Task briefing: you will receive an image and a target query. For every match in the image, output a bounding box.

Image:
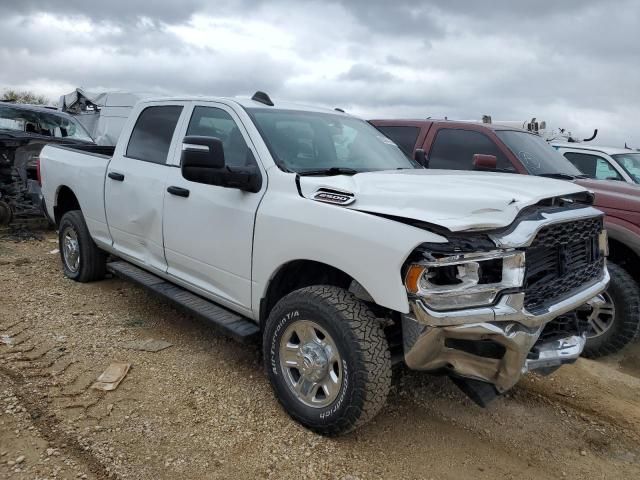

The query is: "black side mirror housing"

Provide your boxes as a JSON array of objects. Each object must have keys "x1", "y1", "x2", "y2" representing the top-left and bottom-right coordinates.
[
  {"x1": 181, "y1": 135, "x2": 225, "y2": 173},
  {"x1": 181, "y1": 136, "x2": 261, "y2": 193},
  {"x1": 414, "y1": 148, "x2": 429, "y2": 168}
]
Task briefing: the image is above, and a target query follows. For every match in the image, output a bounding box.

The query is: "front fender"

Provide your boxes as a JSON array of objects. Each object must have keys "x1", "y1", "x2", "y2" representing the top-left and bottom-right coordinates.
[{"x1": 252, "y1": 175, "x2": 447, "y2": 316}]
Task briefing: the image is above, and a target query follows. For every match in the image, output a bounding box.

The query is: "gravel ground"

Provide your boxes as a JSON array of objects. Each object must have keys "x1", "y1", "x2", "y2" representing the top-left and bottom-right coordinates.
[{"x1": 1, "y1": 232, "x2": 640, "y2": 479}]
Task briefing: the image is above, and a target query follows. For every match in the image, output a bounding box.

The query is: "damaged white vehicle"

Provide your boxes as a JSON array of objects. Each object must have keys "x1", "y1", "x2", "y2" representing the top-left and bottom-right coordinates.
[{"x1": 40, "y1": 92, "x2": 609, "y2": 435}]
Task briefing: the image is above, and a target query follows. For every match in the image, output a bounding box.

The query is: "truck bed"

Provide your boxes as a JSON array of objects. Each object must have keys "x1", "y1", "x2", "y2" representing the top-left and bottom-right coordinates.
[{"x1": 40, "y1": 143, "x2": 113, "y2": 247}]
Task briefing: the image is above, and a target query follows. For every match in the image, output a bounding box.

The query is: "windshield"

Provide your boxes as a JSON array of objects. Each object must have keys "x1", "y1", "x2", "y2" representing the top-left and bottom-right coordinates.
[
  {"x1": 0, "y1": 105, "x2": 93, "y2": 142},
  {"x1": 246, "y1": 109, "x2": 417, "y2": 174},
  {"x1": 496, "y1": 130, "x2": 583, "y2": 177},
  {"x1": 612, "y1": 153, "x2": 640, "y2": 183}
]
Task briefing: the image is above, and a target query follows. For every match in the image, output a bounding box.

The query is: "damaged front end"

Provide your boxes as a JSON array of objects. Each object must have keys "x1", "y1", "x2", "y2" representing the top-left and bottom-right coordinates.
[{"x1": 401, "y1": 204, "x2": 609, "y2": 405}]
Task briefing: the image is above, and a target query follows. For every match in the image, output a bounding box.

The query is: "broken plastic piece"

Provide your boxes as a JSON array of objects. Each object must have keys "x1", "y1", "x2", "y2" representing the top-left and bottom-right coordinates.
[
  {"x1": 91, "y1": 362, "x2": 130, "y2": 391},
  {"x1": 123, "y1": 338, "x2": 172, "y2": 352}
]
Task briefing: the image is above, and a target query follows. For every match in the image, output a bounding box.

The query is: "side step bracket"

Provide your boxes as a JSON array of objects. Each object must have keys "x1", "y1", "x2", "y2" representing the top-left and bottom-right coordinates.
[{"x1": 106, "y1": 261, "x2": 259, "y2": 343}]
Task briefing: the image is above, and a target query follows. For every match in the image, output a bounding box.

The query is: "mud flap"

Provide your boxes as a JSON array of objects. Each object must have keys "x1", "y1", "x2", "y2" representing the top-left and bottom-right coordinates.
[{"x1": 450, "y1": 376, "x2": 500, "y2": 407}]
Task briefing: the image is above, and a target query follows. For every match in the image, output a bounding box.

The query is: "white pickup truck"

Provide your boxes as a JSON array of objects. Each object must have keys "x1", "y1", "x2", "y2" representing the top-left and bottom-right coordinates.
[{"x1": 40, "y1": 92, "x2": 609, "y2": 435}]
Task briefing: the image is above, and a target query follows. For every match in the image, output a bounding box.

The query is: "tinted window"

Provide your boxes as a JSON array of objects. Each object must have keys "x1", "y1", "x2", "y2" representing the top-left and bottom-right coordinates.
[
  {"x1": 187, "y1": 106, "x2": 254, "y2": 167},
  {"x1": 429, "y1": 128, "x2": 514, "y2": 171},
  {"x1": 126, "y1": 105, "x2": 183, "y2": 164},
  {"x1": 563, "y1": 152, "x2": 623, "y2": 180},
  {"x1": 375, "y1": 125, "x2": 419, "y2": 157},
  {"x1": 0, "y1": 105, "x2": 93, "y2": 142}
]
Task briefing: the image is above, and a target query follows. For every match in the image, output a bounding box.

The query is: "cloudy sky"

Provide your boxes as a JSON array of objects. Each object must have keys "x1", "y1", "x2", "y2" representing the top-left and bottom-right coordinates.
[{"x1": 1, "y1": 0, "x2": 638, "y2": 146}]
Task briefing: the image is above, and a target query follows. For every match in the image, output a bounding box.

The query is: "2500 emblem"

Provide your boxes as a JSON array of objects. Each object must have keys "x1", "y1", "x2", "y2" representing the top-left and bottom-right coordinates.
[{"x1": 313, "y1": 191, "x2": 355, "y2": 205}]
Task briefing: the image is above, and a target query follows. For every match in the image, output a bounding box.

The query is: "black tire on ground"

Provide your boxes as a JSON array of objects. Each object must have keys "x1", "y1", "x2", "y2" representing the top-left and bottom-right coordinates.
[
  {"x1": 58, "y1": 210, "x2": 106, "y2": 282},
  {"x1": 263, "y1": 285, "x2": 392, "y2": 436},
  {"x1": 583, "y1": 262, "x2": 640, "y2": 358}
]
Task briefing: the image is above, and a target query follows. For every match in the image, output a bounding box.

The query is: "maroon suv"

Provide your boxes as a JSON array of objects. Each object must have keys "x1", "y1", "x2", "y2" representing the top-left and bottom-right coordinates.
[{"x1": 370, "y1": 118, "x2": 640, "y2": 357}]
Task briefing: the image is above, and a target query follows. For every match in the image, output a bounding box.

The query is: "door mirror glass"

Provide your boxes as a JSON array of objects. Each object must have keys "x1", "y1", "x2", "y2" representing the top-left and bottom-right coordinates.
[{"x1": 472, "y1": 154, "x2": 497, "y2": 170}]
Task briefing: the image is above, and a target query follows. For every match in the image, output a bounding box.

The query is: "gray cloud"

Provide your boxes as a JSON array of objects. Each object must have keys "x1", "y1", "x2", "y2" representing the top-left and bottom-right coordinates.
[{"x1": 0, "y1": 0, "x2": 638, "y2": 147}]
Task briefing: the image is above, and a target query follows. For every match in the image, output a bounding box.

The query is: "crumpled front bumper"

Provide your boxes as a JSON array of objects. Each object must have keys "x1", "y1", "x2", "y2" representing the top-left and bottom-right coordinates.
[{"x1": 402, "y1": 265, "x2": 609, "y2": 393}]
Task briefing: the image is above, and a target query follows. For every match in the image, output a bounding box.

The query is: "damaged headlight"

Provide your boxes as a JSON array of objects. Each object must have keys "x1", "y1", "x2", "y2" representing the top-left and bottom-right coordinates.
[{"x1": 404, "y1": 251, "x2": 525, "y2": 310}]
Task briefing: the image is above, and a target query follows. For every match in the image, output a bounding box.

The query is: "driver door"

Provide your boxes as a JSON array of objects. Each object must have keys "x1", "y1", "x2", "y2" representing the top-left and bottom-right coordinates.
[{"x1": 162, "y1": 102, "x2": 266, "y2": 313}]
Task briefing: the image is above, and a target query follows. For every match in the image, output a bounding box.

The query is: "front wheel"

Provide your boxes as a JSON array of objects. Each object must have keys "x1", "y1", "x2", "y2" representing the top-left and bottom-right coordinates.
[
  {"x1": 58, "y1": 210, "x2": 106, "y2": 282},
  {"x1": 583, "y1": 262, "x2": 640, "y2": 358},
  {"x1": 263, "y1": 286, "x2": 392, "y2": 435}
]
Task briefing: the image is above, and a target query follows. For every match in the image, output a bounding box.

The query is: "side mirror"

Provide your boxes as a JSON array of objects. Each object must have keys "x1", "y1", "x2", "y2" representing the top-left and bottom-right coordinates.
[
  {"x1": 472, "y1": 154, "x2": 497, "y2": 171},
  {"x1": 181, "y1": 135, "x2": 262, "y2": 193},
  {"x1": 414, "y1": 148, "x2": 429, "y2": 168},
  {"x1": 181, "y1": 136, "x2": 225, "y2": 178}
]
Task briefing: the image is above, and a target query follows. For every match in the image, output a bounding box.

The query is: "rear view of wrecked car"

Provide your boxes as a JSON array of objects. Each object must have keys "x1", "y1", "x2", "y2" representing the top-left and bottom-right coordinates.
[{"x1": 0, "y1": 102, "x2": 94, "y2": 224}]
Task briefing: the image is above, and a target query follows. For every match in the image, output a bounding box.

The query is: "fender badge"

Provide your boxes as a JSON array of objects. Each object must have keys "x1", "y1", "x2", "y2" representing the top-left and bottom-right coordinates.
[{"x1": 313, "y1": 189, "x2": 355, "y2": 205}]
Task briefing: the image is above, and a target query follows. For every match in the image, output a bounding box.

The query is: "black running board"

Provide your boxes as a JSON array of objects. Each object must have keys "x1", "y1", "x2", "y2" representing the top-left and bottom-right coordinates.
[{"x1": 106, "y1": 261, "x2": 260, "y2": 343}]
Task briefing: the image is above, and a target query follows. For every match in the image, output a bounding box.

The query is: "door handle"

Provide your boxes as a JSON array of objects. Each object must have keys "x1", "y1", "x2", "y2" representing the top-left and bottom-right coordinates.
[
  {"x1": 167, "y1": 186, "x2": 190, "y2": 198},
  {"x1": 108, "y1": 172, "x2": 125, "y2": 181}
]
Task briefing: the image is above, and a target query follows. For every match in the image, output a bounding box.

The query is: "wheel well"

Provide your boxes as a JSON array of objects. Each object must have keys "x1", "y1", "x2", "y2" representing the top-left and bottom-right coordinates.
[
  {"x1": 260, "y1": 260, "x2": 353, "y2": 324},
  {"x1": 53, "y1": 186, "x2": 80, "y2": 226},
  {"x1": 608, "y1": 237, "x2": 640, "y2": 282}
]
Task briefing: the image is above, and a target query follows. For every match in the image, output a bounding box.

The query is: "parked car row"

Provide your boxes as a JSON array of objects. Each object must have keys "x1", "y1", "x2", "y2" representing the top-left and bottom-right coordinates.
[{"x1": 39, "y1": 92, "x2": 621, "y2": 434}]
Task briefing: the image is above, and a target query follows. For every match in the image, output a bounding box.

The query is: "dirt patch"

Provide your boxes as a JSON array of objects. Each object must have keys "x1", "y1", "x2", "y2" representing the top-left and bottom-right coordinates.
[{"x1": 1, "y1": 232, "x2": 640, "y2": 479}]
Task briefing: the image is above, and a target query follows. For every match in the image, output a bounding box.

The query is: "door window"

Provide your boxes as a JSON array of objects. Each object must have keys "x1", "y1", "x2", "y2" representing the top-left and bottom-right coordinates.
[
  {"x1": 429, "y1": 128, "x2": 514, "y2": 171},
  {"x1": 126, "y1": 105, "x2": 183, "y2": 164},
  {"x1": 374, "y1": 125, "x2": 420, "y2": 157},
  {"x1": 186, "y1": 106, "x2": 255, "y2": 167},
  {"x1": 563, "y1": 152, "x2": 623, "y2": 180}
]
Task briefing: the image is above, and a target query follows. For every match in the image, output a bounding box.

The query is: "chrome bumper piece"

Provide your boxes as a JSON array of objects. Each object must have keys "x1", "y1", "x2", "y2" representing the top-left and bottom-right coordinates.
[
  {"x1": 403, "y1": 271, "x2": 609, "y2": 392},
  {"x1": 403, "y1": 206, "x2": 609, "y2": 393}
]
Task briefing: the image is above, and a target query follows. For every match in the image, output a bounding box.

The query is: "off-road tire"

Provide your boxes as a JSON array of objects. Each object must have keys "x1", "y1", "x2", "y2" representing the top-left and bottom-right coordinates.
[
  {"x1": 583, "y1": 262, "x2": 640, "y2": 358},
  {"x1": 263, "y1": 285, "x2": 392, "y2": 436},
  {"x1": 58, "y1": 210, "x2": 106, "y2": 282}
]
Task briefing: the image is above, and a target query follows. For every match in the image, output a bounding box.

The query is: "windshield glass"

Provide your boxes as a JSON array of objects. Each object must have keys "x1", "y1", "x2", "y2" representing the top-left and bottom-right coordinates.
[
  {"x1": 0, "y1": 105, "x2": 93, "y2": 142},
  {"x1": 496, "y1": 130, "x2": 583, "y2": 176},
  {"x1": 612, "y1": 153, "x2": 640, "y2": 183},
  {"x1": 247, "y1": 109, "x2": 417, "y2": 174}
]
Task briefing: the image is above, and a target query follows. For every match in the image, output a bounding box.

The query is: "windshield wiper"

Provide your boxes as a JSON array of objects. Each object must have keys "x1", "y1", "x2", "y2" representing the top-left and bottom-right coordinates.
[
  {"x1": 297, "y1": 167, "x2": 360, "y2": 176},
  {"x1": 537, "y1": 172, "x2": 580, "y2": 180}
]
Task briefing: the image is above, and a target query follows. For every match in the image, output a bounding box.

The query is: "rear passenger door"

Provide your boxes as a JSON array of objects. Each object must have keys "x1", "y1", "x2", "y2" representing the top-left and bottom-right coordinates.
[{"x1": 105, "y1": 102, "x2": 186, "y2": 273}]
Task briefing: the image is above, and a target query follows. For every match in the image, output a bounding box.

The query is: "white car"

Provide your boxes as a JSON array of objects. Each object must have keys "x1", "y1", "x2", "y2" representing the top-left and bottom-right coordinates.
[
  {"x1": 553, "y1": 143, "x2": 640, "y2": 184},
  {"x1": 39, "y1": 92, "x2": 609, "y2": 434}
]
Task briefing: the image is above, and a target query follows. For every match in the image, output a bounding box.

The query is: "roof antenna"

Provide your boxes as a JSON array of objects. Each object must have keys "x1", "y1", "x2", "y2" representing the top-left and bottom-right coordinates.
[
  {"x1": 334, "y1": 107, "x2": 345, "y2": 113},
  {"x1": 251, "y1": 91, "x2": 274, "y2": 106}
]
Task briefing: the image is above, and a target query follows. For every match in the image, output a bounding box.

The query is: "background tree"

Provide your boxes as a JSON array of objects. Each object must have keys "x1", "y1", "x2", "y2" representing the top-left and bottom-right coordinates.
[{"x1": 2, "y1": 89, "x2": 50, "y2": 105}]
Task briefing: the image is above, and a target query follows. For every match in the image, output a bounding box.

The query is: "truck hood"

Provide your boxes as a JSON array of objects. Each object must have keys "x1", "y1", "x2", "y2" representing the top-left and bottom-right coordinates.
[
  {"x1": 298, "y1": 169, "x2": 587, "y2": 232},
  {"x1": 576, "y1": 178, "x2": 640, "y2": 213}
]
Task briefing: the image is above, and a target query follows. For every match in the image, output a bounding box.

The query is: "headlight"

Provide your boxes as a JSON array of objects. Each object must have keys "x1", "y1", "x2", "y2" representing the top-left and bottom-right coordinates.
[{"x1": 404, "y1": 250, "x2": 525, "y2": 310}]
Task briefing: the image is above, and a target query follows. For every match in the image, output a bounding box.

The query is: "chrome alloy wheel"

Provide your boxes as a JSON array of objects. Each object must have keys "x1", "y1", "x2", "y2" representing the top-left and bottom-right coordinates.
[
  {"x1": 279, "y1": 320, "x2": 343, "y2": 408},
  {"x1": 586, "y1": 292, "x2": 616, "y2": 338},
  {"x1": 61, "y1": 226, "x2": 81, "y2": 273}
]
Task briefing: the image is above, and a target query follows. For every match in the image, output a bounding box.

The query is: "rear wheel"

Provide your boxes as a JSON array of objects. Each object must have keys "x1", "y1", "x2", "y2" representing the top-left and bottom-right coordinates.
[
  {"x1": 58, "y1": 210, "x2": 106, "y2": 282},
  {"x1": 583, "y1": 262, "x2": 640, "y2": 358},
  {"x1": 263, "y1": 286, "x2": 391, "y2": 435}
]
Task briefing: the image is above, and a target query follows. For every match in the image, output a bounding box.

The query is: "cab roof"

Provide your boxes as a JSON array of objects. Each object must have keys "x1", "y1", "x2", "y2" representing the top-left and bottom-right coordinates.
[{"x1": 552, "y1": 142, "x2": 639, "y2": 155}]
